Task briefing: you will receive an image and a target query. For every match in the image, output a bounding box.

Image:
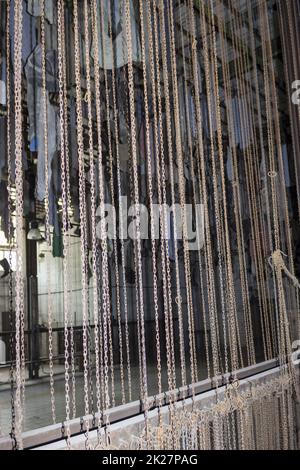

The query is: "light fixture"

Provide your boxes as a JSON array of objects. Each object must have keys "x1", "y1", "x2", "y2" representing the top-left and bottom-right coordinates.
[{"x1": 27, "y1": 220, "x2": 43, "y2": 241}]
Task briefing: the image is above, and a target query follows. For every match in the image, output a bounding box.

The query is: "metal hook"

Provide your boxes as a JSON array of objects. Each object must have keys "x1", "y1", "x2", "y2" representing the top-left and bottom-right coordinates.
[
  {"x1": 139, "y1": 398, "x2": 144, "y2": 414},
  {"x1": 79, "y1": 416, "x2": 84, "y2": 433},
  {"x1": 83, "y1": 91, "x2": 88, "y2": 103},
  {"x1": 61, "y1": 421, "x2": 65, "y2": 438}
]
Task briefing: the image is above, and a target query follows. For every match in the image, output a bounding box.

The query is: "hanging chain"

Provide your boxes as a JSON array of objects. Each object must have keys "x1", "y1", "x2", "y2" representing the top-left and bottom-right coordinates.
[
  {"x1": 73, "y1": 0, "x2": 91, "y2": 445},
  {"x1": 105, "y1": 0, "x2": 133, "y2": 403},
  {"x1": 124, "y1": 0, "x2": 149, "y2": 427},
  {"x1": 57, "y1": 0, "x2": 72, "y2": 446},
  {"x1": 4, "y1": 0, "x2": 299, "y2": 452},
  {"x1": 188, "y1": 0, "x2": 221, "y2": 382},
  {"x1": 198, "y1": 1, "x2": 232, "y2": 375},
  {"x1": 151, "y1": 0, "x2": 180, "y2": 394},
  {"x1": 40, "y1": 0, "x2": 56, "y2": 424},
  {"x1": 165, "y1": 0, "x2": 197, "y2": 386},
  {"x1": 144, "y1": 0, "x2": 165, "y2": 403},
  {"x1": 154, "y1": 0, "x2": 182, "y2": 394},
  {"x1": 101, "y1": 1, "x2": 127, "y2": 405},
  {"x1": 260, "y1": 0, "x2": 298, "y2": 376},
  {"x1": 138, "y1": 0, "x2": 163, "y2": 411},
  {"x1": 182, "y1": 0, "x2": 212, "y2": 379},
  {"x1": 13, "y1": 0, "x2": 25, "y2": 450},
  {"x1": 6, "y1": 0, "x2": 17, "y2": 449},
  {"x1": 209, "y1": 0, "x2": 242, "y2": 374},
  {"x1": 59, "y1": 1, "x2": 77, "y2": 419},
  {"x1": 40, "y1": 0, "x2": 50, "y2": 244},
  {"x1": 97, "y1": 0, "x2": 116, "y2": 415},
  {"x1": 83, "y1": 0, "x2": 102, "y2": 427},
  {"x1": 91, "y1": 0, "x2": 111, "y2": 441},
  {"x1": 216, "y1": 0, "x2": 255, "y2": 365},
  {"x1": 46, "y1": 253, "x2": 56, "y2": 423}
]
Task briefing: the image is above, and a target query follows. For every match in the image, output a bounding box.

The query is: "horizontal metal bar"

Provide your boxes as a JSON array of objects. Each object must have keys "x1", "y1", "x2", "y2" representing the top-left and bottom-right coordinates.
[
  {"x1": 0, "y1": 318, "x2": 175, "y2": 336},
  {"x1": 0, "y1": 325, "x2": 90, "y2": 336},
  {"x1": 0, "y1": 353, "x2": 84, "y2": 370}
]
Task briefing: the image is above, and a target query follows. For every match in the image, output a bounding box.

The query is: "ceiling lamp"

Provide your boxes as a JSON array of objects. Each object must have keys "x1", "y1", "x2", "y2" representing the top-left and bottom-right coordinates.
[{"x1": 27, "y1": 220, "x2": 43, "y2": 241}]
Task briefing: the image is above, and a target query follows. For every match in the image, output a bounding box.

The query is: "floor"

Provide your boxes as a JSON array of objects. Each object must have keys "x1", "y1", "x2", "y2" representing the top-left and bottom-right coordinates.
[{"x1": 0, "y1": 362, "x2": 207, "y2": 437}]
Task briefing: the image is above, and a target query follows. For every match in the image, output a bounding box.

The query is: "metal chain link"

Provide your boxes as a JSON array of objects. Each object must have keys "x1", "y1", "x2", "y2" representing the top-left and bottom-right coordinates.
[
  {"x1": 13, "y1": 0, "x2": 25, "y2": 450},
  {"x1": 153, "y1": 0, "x2": 182, "y2": 394},
  {"x1": 164, "y1": 0, "x2": 196, "y2": 385},
  {"x1": 91, "y1": 0, "x2": 112, "y2": 442},
  {"x1": 100, "y1": 1, "x2": 126, "y2": 405},
  {"x1": 40, "y1": 0, "x2": 50, "y2": 245},
  {"x1": 124, "y1": 0, "x2": 149, "y2": 427},
  {"x1": 188, "y1": 0, "x2": 221, "y2": 383},
  {"x1": 83, "y1": 0, "x2": 102, "y2": 427},
  {"x1": 73, "y1": 0, "x2": 91, "y2": 446},
  {"x1": 57, "y1": 0, "x2": 72, "y2": 446},
  {"x1": 5, "y1": 0, "x2": 17, "y2": 450},
  {"x1": 105, "y1": 0, "x2": 133, "y2": 404},
  {"x1": 138, "y1": 0, "x2": 163, "y2": 409}
]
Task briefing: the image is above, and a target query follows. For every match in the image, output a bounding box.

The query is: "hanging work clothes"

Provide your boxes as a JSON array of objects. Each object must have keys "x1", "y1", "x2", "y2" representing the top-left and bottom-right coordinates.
[
  {"x1": 0, "y1": 81, "x2": 5, "y2": 107},
  {"x1": 92, "y1": 0, "x2": 141, "y2": 69},
  {"x1": 0, "y1": 181, "x2": 9, "y2": 239},
  {"x1": 0, "y1": 1, "x2": 32, "y2": 181},
  {"x1": 27, "y1": 0, "x2": 54, "y2": 24},
  {"x1": 0, "y1": 117, "x2": 6, "y2": 180},
  {"x1": 0, "y1": 3, "x2": 5, "y2": 105},
  {"x1": 112, "y1": 69, "x2": 130, "y2": 147},
  {"x1": 259, "y1": 148, "x2": 287, "y2": 221},
  {"x1": 8, "y1": 0, "x2": 36, "y2": 62},
  {"x1": 49, "y1": 188, "x2": 60, "y2": 236},
  {"x1": 24, "y1": 45, "x2": 59, "y2": 202},
  {"x1": 231, "y1": 96, "x2": 252, "y2": 149}
]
